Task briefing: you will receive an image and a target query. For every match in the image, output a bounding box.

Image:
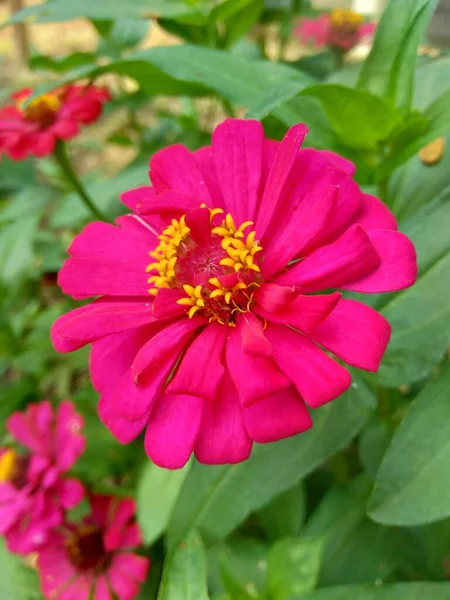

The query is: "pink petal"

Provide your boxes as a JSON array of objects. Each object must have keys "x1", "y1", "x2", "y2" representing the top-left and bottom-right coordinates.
[
  {"x1": 90, "y1": 326, "x2": 153, "y2": 393},
  {"x1": 137, "y1": 189, "x2": 197, "y2": 217},
  {"x1": 243, "y1": 387, "x2": 312, "y2": 443},
  {"x1": 256, "y1": 123, "x2": 309, "y2": 238},
  {"x1": 238, "y1": 312, "x2": 273, "y2": 357},
  {"x1": 51, "y1": 300, "x2": 157, "y2": 352},
  {"x1": 104, "y1": 498, "x2": 137, "y2": 550},
  {"x1": 194, "y1": 374, "x2": 252, "y2": 465},
  {"x1": 108, "y1": 569, "x2": 139, "y2": 600},
  {"x1": 58, "y1": 578, "x2": 92, "y2": 600},
  {"x1": 150, "y1": 143, "x2": 212, "y2": 205},
  {"x1": 94, "y1": 576, "x2": 113, "y2": 600},
  {"x1": 254, "y1": 282, "x2": 299, "y2": 313},
  {"x1": 111, "y1": 553, "x2": 150, "y2": 583},
  {"x1": 193, "y1": 145, "x2": 225, "y2": 209},
  {"x1": 144, "y1": 393, "x2": 203, "y2": 469},
  {"x1": 341, "y1": 230, "x2": 417, "y2": 293},
  {"x1": 120, "y1": 185, "x2": 155, "y2": 212},
  {"x1": 256, "y1": 291, "x2": 341, "y2": 334},
  {"x1": 55, "y1": 400, "x2": 85, "y2": 471},
  {"x1": 98, "y1": 392, "x2": 149, "y2": 443},
  {"x1": 152, "y1": 289, "x2": 186, "y2": 319},
  {"x1": 168, "y1": 323, "x2": 226, "y2": 400},
  {"x1": 261, "y1": 176, "x2": 339, "y2": 278},
  {"x1": 7, "y1": 400, "x2": 53, "y2": 455},
  {"x1": 275, "y1": 224, "x2": 380, "y2": 292},
  {"x1": 356, "y1": 194, "x2": 397, "y2": 231},
  {"x1": 55, "y1": 478, "x2": 85, "y2": 509},
  {"x1": 116, "y1": 522, "x2": 143, "y2": 549},
  {"x1": 212, "y1": 119, "x2": 264, "y2": 221},
  {"x1": 132, "y1": 318, "x2": 204, "y2": 384},
  {"x1": 226, "y1": 325, "x2": 290, "y2": 406},
  {"x1": 311, "y1": 298, "x2": 392, "y2": 372},
  {"x1": 58, "y1": 220, "x2": 154, "y2": 299},
  {"x1": 265, "y1": 324, "x2": 352, "y2": 407},
  {"x1": 184, "y1": 206, "x2": 212, "y2": 246},
  {"x1": 319, "y1": 150, "x2": 356, "y2": 175},
  {"x1": 111, "y1": 319, "x2": 203, "y2": 421}
]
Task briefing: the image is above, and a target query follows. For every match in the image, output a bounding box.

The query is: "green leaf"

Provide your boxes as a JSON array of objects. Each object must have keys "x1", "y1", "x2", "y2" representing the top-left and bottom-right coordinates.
[
  {"x1": 267, "y1": 537, "x2": 323, "y2": 599},
  {"x1": 157, "y1": 531, "x2": 209, "y2": 600},
  {"x1": 294, "y1": 582, "x2": 450, "y2": 600},
  {"x1": 26, "y1": 45, "x2": 313, "y2": 110},
  {"x1": 376, "y1": 194, "x2": 450, "y2": 387},
  {"x1": 357, "y1": 0, "x2": 439, "y2": 111},
  {"x1": 167, "y1": 379, "x2": 375, "y2": 549},
  {"x1": 0, "y1": 216, "x2": 40, "y2": 284},
  {"x1": 299, "y1": 84, "x2": 401, "y2": 150},
  {"x1": 377, "y1": 88, "x2": 450, "y2": 179},
  {"x1": 258, "y1": 483, "x2": 305, "y2": 541},
  {"x1": 358, "y1": 419, "x2": 393, "y2": 480},
  {"x1": 0, "y1": 538, "x2": 41, "y2": 600},
  {"x1": 368, "y1": 363, "x2": 450, "y2": 526},
  {"x1": 3, "y1": 0, "x2": 201, "y2": 25},
  {"x1": 217, "y1": 537, "x2": 268, "y2": 599},
  {"x1": 137, "y1": 461, "x2": 191, "y2": 545}
]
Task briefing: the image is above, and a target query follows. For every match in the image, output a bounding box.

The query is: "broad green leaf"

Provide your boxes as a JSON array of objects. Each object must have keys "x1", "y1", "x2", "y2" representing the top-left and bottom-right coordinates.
[
  {"x1": 267, "y1": 537, "x2": 324, "y2": 599},
  {"x1": 376, "y1": 194, "x2": 450, "y2": 386},
  {"x1": 0, "y1": 216, "x2": 41, "y2": 283},
  {"x1": 3, "y1": 0, "x2": 201, "y2": 25},
  {"x1": 0, "y1": 538, "x2": 41, "y2": 600},
  {"x1": 246, "y1": 82, "x2": 318, "y2": 121},
  {"x1": 167, "y1": 379, "x2": 375, "y2": 549},
  {"x1": 358, "y1": 419, "x2": 393, "y2": 480},
  {"x1": 218, "y1": 537, "x2": 268, "y2": 599},
  {"x1": 258, "y1": 483, "x2": 305, "y2": 541},
  {"x1": 157, "y1": 531, "x2": 209, "y2": 600},
  {"x1": 137, "y1": 462, "x2": 191, "y2": 545},
  {"x1": 357, "y1": 0, "x2": 439, "y2": 111},
  {"x1": 377, "y1": 89, "x2": 450, "y2": 178},
  {"x1": 389, "y1": 59, "x2": 450, "y2": 219},
  {"x1": 299, "y1": 84, "x2": 401, "y2": 149},
  {"x1": 26, "y1": 45, "x2": 312, "y2": 111},
  {"x1": 294, "y1": 582, "x2": 450, "y2": 600},
  {"x1": 368, "y1": 363, "x2": 450, "y2": 525}
]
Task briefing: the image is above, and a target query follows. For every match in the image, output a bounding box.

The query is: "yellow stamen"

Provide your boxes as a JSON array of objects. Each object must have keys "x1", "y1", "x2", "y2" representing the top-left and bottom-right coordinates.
[{"x1": 0, "y1": 449, "x2": 17, "y2": 483}]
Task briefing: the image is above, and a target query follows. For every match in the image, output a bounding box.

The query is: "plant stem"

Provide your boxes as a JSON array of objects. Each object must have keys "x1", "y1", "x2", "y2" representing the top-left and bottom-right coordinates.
[{"x1": 53, "y1": 141, "x2": 109, "y2": 222}]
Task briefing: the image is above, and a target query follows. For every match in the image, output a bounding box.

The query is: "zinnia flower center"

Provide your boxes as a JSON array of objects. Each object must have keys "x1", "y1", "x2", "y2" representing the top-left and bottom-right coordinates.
[
  {"x1": 0, "y1": 449, "x2": 30, "y2": 489},
  {"x1": 66, "y1": 526, "x2": 110, "y2": 572},
  {"x1": 18, "y1": 94, "x2": 61, "y2": 126},
  {"x1": 147, "y1": 206, "x2": 263, "y2": 326},
  {"x1": 330, "y1": 8, "x2": 363, "y2": 35}
]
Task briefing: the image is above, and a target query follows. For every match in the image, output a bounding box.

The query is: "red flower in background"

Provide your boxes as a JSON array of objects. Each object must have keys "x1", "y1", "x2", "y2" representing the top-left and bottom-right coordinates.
[
  {"x1": 295, "y1": 8, "x2": 376, "y2": 51},
  {"x1": 0, "y1": 85, "x2": 110, "y2": 160},
  {"x1": 52, "y1": 119, "x2": 417, "y2": 470},
  {"x1": 0, "y1": 401, "x2": 85, "y2": 553},
  {"x1": 37, "y1": 495, "x2": 149, "y2": 600}
]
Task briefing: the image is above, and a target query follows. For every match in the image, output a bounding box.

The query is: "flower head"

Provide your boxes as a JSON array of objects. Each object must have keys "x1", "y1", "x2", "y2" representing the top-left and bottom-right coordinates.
[
  {"x1": 0, "y1": 85, "x2": 110, "y2": 160},
  {"x1": 52, "y1": 119, "x2": 417, "y2": 469},
  {"x1": 295, "y1": 9, "x2": 376, "y2": 51},
  {"x1": 0, "y1": 400, "x2": 85, "y2": 553},
  {"x1": 37, "y1": 495, "x2": 149, "y2": 600}
]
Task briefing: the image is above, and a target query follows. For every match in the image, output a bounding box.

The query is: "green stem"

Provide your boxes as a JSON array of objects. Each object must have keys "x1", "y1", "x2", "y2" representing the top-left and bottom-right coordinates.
[{"x1": 53, "y1": 141, "x2": 109, "y2": 222}]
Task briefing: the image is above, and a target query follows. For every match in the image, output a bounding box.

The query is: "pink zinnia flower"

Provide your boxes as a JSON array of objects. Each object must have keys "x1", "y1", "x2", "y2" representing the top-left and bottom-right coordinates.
[
  {"x1": 0, "y1": 85, "x2": 110, "y2": 160},
  {"x1": 37, "y1": 495, "x2": 149, "y2": 600},
  {"x1": 52, "y1": 119, "x2": 417, "y2": 469},
  {"x1": 0, "y1": 400, "x2": 85, "y2": 553},
  {"x1": 295, "y1": 9, "x2": 376, "y2": 51}
]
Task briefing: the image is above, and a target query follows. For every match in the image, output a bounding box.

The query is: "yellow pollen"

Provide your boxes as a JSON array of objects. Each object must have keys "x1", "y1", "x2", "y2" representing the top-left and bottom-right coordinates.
[
  {"x1": 0, "y1": 449, "x2": 17, "y2": 483},
  {"x1": 147, "y1": 207, "x2": 263, "y2": 324},
  {"x1": 18, "y1": 93, "x2": 61, "y2": 123},
  {"x1": 330, "y1": 8, "x2": 363, "y2": 28}
]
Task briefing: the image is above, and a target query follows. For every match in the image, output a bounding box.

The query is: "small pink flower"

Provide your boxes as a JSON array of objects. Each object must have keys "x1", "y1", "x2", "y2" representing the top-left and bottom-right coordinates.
[
  {"x1": 0, "y1": 400, "x2": 85, "y2": 553},
  {"x1": 37, "y1": 495, "x2": 149, "y2": 600},
  {"x1": 0, "y1": 85, "x2": 110, "y2": 160},
  {"x1": 295, "y1": 9, "x2": 376, "y2": 51},
  {"x1": 52, "y1": 119, "x2": 417, "y2": 469}
]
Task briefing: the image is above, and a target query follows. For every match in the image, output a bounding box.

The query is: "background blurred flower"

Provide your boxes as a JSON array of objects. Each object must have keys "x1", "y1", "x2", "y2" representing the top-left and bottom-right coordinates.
[
  {"x1": 0, "y1": 400, "x2": 85, "y2": 553},
  {"x1": 295, "y1": 9, "x2": 376, "y2": 51},
  {"x1": 37, "y1": 495, "x2": 149, "y2": 600},
  {"x1": 51, "y1": 119, "x2": 417, "y2": 470},
  {"x1": 0, "y1": 85, "x2": 110, "y2": 160}
]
